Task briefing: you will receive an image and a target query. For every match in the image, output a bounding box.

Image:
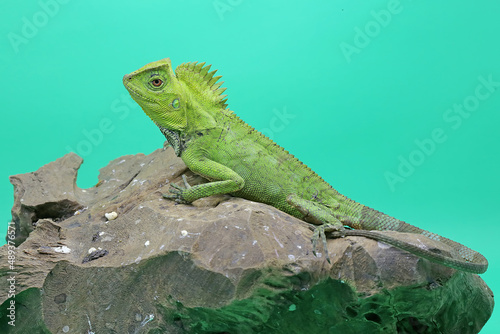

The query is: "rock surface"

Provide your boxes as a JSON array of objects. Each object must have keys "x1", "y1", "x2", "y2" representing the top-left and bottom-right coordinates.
[{"x1": 0, "y1": 146, "x2": 494, "y2": 333}]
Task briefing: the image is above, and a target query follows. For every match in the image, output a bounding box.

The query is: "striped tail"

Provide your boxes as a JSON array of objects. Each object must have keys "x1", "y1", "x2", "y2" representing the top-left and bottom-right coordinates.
[{"x1": 335, "y1": 203, "x2": 488, "y2": 274}]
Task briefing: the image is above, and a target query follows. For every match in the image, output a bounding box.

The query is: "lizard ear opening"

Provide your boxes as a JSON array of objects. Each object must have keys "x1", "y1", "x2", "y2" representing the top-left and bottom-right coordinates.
[{"x1": 171, "y1": 98, "x2": 180, "y2": 109}]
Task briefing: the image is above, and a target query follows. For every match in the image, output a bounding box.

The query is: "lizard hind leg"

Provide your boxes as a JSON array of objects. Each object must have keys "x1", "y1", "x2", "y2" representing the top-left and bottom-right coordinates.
[{"x1": 286, "y1": 194, "x2": 344, "y2": 263}]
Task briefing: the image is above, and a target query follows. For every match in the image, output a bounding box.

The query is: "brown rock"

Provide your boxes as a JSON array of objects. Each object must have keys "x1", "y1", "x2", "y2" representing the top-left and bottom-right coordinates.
[{"x1": 0, "y1": 146, "x2": 494, "y2": 333}]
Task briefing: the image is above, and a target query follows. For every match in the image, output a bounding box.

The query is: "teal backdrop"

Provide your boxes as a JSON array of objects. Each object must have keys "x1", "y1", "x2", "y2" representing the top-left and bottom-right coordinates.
[{"x1": 1, "y1": 0, "x2": 499, "y2": 332}]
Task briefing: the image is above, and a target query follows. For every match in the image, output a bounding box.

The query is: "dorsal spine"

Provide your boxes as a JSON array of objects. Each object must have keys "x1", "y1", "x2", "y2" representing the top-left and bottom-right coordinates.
[{"x1": 176, "y1": 61, "x2": 228, "y2": 109}]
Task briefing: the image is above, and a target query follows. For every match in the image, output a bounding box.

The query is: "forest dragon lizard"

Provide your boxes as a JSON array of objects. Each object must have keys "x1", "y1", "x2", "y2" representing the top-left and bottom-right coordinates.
[{"x1": 123, "y1": 58, "x2": 488, "y2": 274}]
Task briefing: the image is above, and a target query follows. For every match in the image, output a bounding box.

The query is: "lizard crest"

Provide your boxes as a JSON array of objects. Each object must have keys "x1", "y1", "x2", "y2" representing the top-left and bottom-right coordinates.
[{"x1": 175, "y1": 60, "x2": 229, "y2": 109}]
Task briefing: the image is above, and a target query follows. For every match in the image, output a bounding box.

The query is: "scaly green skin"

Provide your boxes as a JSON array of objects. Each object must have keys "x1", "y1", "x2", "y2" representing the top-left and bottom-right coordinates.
[{"x1": 123, "y1": 58, "x2": 488, "y2": 274}]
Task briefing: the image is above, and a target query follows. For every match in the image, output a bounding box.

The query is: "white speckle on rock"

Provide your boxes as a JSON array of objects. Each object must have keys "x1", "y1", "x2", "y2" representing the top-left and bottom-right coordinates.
[
  {"x1": 88, "y1": 247, "x2": 97, "y2": 254},
  {"x1": 252, "y1": 240, "x2": 258, "y2": 246},
  {"x1": 160, "y1": 244, "x2": 165, "y2": 250},
  {"x1": 288, "y1": 254, "x2": 296, "y2": 261},
  {"x1": 263, "y1": 226, "x2": 269, "y2": 231},
  {"x1": 99, "y1": 231, "x2": 105, "y2": 236},
  {"x1": 135, "y1": 219, "x2": 142, "y2": 224},
  {"x1": 53, "y1": 246, "x2": 71, "y2": 254},
  {"x1": 135, "y1": 256, "x2": 142, "y2": 264},
  {"x1": 82, "y1": 189, "x2": 87, "y2": 193},
  {"x1": 73, "y1": 207, "x2": 88, "y2": 216},
  {"x1": 141, "y1": 314, "x2": 155, "y2": 326},
  {"x1": 297, "y1": 245, "x2": 302, "y2": 249},
  {"x1": 377, "y1": 242, "x2": 391, "y2": 249},
  {"x1": 62, "y1": 325, "x2": 69, "y2": 333},
  {"x1": 145, "y1": 240, "x2": 150, "y2": 247},
  {"x1": 272, "y1": 232, "x2": 284, "y2": 248},
  {"x1": 415, "y1": 238, "x2": 428, "y2": 249},
  {"x1": 118, "y1": 159, "x2": 126, "y2": 164},
  {"x1": 105, "y1": 211, "x2": 118, "y2": 220},
  {"x1": 180, "y1": 230, "x2": 188, "y2": 237}
]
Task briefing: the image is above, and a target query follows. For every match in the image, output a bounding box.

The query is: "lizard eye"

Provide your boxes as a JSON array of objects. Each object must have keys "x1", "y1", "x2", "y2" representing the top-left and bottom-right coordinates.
[
  {"x1": 151, "y1": 78, "x2": 163, "y2": 87},
  {"x1": 172, "y1": 98, "x2": 180, "y2": 109}
]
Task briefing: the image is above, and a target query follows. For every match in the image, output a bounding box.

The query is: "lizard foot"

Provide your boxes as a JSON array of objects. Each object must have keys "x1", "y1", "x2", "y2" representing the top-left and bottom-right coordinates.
[
  {"x1": 312, "y1": 222, "x2": 345, "y2": 264},
  {"x1": 163, "y1": 175, "x2": 192, "y2": 204}
]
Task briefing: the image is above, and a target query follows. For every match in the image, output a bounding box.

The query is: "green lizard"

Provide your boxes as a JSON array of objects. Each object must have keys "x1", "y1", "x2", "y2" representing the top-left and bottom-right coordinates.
[{"x1": 123, "y1": 58, "x2": 488, "y2": 274}]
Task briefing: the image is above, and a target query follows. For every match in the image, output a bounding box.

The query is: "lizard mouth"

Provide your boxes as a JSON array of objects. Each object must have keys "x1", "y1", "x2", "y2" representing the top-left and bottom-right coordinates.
[
  {"x1": 122, "y1": 74, "x2": 137, "y2": 94},
  {"x1": 122, "y1": 73, "x2": 133, "y2": 83},
  {"x1": 122, "y1": 74, "x2": 153, "y2": 103}
]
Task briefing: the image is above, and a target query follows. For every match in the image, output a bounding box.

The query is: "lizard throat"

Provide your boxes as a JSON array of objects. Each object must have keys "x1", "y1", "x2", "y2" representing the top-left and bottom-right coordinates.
[{"x1": 157, "y1": 125, "x2": 184, "y2": 156}]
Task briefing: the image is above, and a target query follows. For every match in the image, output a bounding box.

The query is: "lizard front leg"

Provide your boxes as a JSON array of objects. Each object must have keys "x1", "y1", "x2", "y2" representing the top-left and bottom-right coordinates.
[{"x1": 165, "y1": 147, "x2": 244, "y2": 203}]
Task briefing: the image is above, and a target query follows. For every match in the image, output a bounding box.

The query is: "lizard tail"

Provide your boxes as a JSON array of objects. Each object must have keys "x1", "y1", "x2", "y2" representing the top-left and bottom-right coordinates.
[{"x1": 337, "y1": 204, "x2": 488, "y2": 274}]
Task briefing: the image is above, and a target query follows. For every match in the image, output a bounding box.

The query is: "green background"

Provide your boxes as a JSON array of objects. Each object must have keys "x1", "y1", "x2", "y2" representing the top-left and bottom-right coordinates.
[{"x1": 1, "y1": 0, "x2": 499, "y2": 332}]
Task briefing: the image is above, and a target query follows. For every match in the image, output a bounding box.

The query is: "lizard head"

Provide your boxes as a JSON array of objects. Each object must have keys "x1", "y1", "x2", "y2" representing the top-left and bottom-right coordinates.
[{"x1": 123, "y1": 58, "x2": 187, "y2": 131}]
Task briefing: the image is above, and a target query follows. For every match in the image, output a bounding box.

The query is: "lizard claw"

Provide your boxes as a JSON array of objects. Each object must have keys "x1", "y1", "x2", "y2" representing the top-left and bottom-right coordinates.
[
  {"x1": 162, "y1": 175, "x2": 192, "y2": 204},
  {"x1": 311, "y1": 222, "x2": 345, "y2": 264},
  {"x1": 312, "y1": 225, "x2": 331, "y2": 264},
  {"x1": 180, "y1": 174, "x2": 191, "y2": 189},
  {"x1": 162, "y1": 192, "x2": 187, "y2": 204},
  {"x1": 169, "y1": 183, "x2": 185, "y2": 192}
]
